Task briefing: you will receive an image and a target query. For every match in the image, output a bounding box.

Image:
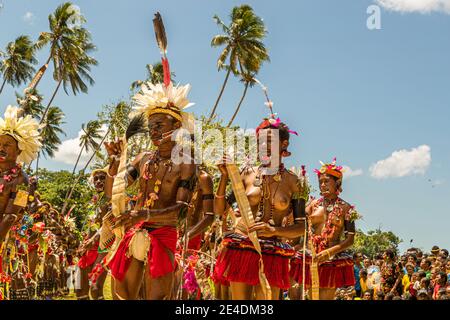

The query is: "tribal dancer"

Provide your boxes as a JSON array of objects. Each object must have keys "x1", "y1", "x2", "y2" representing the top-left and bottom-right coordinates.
[
  {"x1": 176, "y1": 166, "x2": 214, "y2": 299},
  {"x1": 87, "y1": 167, "x2": 113, "y2": 300},
  {"x1": 213, "y1": 117, "x2": 309, "y2": 300},
  {"x1": 75, "y1": 215, "x2": 100, "y2": 300},
  {"x1": 0, "y1": 106, "x2": 41, "y2": 273},
  {"x1": 105, "y1": 80, "x2": 197, "y2": 299},
  {"x1": 290, "y1": 159, "x2": 359, "y2": 300}
]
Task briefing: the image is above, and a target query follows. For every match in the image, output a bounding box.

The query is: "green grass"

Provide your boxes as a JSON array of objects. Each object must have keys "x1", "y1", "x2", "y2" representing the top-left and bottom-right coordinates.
[{"x1": 58, "y1": 275, "x2": 113, "y2": 300}]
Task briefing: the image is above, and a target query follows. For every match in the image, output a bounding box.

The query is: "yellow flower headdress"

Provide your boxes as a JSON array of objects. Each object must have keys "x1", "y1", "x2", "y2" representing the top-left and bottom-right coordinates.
[
  {"x1": 131, "y1": 82, "x2": 194, "y2": 122},
  {"x1": 0, "y1": 105, "x2": 42, "y2": 164}
]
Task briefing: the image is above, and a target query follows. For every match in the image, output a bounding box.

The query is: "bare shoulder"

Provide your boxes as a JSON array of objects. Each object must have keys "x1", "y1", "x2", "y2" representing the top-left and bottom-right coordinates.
[
  {"x1": 284, "y1": 169, "x2": 299, "y2": 186},
  {"x1": 130, "y1": 151, "x2": 151, "y2": 167},
  {"x1": 338, "y1": 198, "x2": 352, "y2": 212},
  {"x1": 180, "y1": 162, "x2": 196, "y2": 179},
  {"x1": 198, "y1": 170, "x2": 213, "y2": 184}
]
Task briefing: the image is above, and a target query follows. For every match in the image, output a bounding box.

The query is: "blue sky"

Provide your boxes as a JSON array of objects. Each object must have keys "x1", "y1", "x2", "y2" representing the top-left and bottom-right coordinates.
[{"x1": 1, "y1": 0, "x2": 449, "y2": 252}]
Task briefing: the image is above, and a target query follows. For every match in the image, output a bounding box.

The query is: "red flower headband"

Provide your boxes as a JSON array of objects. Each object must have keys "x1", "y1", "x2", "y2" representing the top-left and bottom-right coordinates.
[
  {"x1": 314, "y1": 157, "x2": 344, "y2": 179},
  {"x1": 256, "y1": 117, "x2": 299, "y2": 136}
]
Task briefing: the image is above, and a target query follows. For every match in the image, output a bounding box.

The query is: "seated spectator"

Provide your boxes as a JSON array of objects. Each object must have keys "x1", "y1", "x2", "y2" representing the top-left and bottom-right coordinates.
[
  {"x1": 353, "y1": 252, "x2": 363, "y2": 297},
  {"x1": 417, "y1": 289, "x2": 430, "y2": 300},
  {"x1": 384, "y1": 292, "x2": 395, "y2": 300},
  {"x1": 432, "y1": 272, "x2": 448, "y2": 300},
  {"x1": 362, "y1": 290, "x2": 372, "y2": 300},
  {"x1": 409, "y1": 272, "x2": 419, "y2": 297},
  {"x1": 431, "y1": 246, "x2": 440, "y2": 258},
  {"x1": 360, "y1": 269, "x2": 368, "y2": 295},
  {"x1": 363, "y1": 258, "x2": 371, "y2": 270},
  {"x1": 419, "y1": 258, "x2": 432, "y2": 279},
  {"x1": 402, "y1": 263, "x2": 415, "y2": 295}
]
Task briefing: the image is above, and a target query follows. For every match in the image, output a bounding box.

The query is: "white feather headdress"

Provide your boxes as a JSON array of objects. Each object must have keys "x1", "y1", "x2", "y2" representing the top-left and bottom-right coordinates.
[
  {"x1": 132, "y1": 82, "x2": 194, "y2": 122},
  {"x1": 0, "y1": 105, "x2": 42, "y2": 164}
]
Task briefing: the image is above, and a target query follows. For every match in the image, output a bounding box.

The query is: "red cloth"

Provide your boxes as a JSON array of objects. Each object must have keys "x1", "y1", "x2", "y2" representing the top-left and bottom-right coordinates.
[
  {"x1": 188, "y1": 234, "x2": 202, "y2": 251},
  {"x1": 78, "y1": 242, "x2": 99, "y2": 269},
  {"x1": 290, "y1": 253, "x2": 355, "y2": 288},
  {"x1": 108, "y1": 223, "x2": 177, "y2": 282},
  {"x1": 214, "y1": 247, "x2": 292, "y2": 289}
]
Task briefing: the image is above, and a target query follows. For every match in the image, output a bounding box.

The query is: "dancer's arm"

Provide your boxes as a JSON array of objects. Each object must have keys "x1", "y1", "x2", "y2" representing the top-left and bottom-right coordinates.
[{"x1": 187, "y1": 172, "x2": 215, "y2": 239}]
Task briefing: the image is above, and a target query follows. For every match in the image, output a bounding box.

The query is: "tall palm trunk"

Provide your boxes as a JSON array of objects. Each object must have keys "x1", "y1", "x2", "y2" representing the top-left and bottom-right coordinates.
[
  {"x1": 208, "y1": 68, "x2": 231, "y2": 122},
  {"x1": 40, "y1": 78, "x2": 63, "y2": 124},
  {"x1": 0, "y1": 78, "x2": 7, "y2": 95},
  {"x1": 227, "y1": 81, "x2": 249, "y2": 127},
  {"x1": 27, "y1": 55, "x2": 51, "y2": 92},
  {"x1": 61, "y1": 128, "x2": 110, "y2": 216},
  {"x1": 60, "y1": 143, "x2": 85, "y2": 214}
]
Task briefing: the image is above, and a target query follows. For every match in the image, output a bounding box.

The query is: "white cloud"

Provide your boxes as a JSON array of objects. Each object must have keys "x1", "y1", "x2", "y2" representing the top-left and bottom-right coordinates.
[
  {"x1": 342, "y1": 166, "x2": 363, "y2": 178},
  {"x1": 376, "y1": 0, "x2": 450, "y2": 14},
  {"x1": 370, "y1": 145, "x2": 431, "y2": 179},
  {"x1": 22, "y1": 12, "x2": 35, "y2": 24},
  {"x1": 53, "y1": 125, "x2": 107, "y2": 168}
]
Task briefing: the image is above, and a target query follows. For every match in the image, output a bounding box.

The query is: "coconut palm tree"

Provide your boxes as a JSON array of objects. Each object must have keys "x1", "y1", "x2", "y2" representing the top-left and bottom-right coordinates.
[
  {"x1": 29, "y1": 2, "x2": 85, "y2": 91},
  {"x1": 61, "y1": 120, "x2": 108, "y2": 216},
  {"x1": 208, "y1": 5, "x2": 269, "y2": 121},
  {"x1": 130, "y1": 62, "x2": 175, "y2": 92},
  {"x1": 39, "y1": 27, "x2": 97, "y2": 123},
  {"x1": 70, "y1": 120, "x2": 103, "y2": 177},
  {"x1": 0, "y1": 35, "x2": 37, "y2": 95},
  {"x1": 15, "y1": 88, "x2": 44, "y2": 118},
  {"x1": 35, "y1": 106, "x2": 66, "y2": 175}
]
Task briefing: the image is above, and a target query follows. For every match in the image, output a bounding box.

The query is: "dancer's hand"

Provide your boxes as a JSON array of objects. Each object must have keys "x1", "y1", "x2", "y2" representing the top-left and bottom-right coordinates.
[
  {"x1": 314, "y1": 250, "x2": 331, "y2": 264},
  {"x1": 248, "y1": 222, "x2": 276, "y2": 237},
  {"x1": 217, "y1": 155, "x2": 232, "y2": 177},
  {"x1": 111, "y1": 210, "x2": 144, "y2": 230},
  {"x1": 104, "y1": 138, "x2": 123, "y2": 160}
]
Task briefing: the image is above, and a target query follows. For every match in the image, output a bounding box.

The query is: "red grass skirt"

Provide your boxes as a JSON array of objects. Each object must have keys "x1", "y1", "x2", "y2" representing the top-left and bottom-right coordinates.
[
  {"x1": 213, "y1": 234, "x2": 295, "y2": 290},
  {"x1": 188, "y1": 234, "x2": 202, "y2": 251},
  {"x1": 78, "y1": 242, "x2": 99, "y2": 269},
  {"x1": 290, "y1": 252, "x2": 355, "y2": 288},
  {"x1": 108, "y1": 223, "x2": 177, "y2": 282}
]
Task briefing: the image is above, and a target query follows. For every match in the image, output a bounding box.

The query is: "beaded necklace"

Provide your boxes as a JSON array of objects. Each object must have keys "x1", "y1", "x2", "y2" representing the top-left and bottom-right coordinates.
[
  {"x1": 309, "y1": 197, "x2": 345, "y2": 253},
  {"x1": 253, "y1": 164, "x2": 285, "y2": 227},
  {"x1": 142, "y1": 151, "x2": 172, "y2": 209},
  {"x1": 0, "y1": 163, "x2": 22, "y2": 193}
]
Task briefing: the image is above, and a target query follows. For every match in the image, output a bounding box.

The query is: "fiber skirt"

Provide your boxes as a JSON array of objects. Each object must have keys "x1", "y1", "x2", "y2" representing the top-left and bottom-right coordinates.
[
  {"x1": 290, "y1": 251, "x2": 355, "y2": 289},
  {"x1": 213, "y1": 233, "x2": 295, "y2": 289}
]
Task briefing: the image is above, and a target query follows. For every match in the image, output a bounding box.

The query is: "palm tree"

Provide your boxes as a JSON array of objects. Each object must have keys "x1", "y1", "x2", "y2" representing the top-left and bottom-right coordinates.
[
  {"x1": 227, "y1": 71, "x2": 257, "y2": 127},
  {"x1": 28, "y1": 2, "x2": 84, "y2": 91},
  {"x1": 208, "y1": 5, "x2": 269, "y2": 121},
  {"x1": 16, "y1": 88, "x2": 44, "y2": 118},
  {"x1": 39, "y1": 28, "x2": 97, "y2": 123},
  {"x1": 61, "y1": 120, "x2": 108, "y2": 216},
  {"x1": 130, "y1": 62, "x2": 175, "y2": 92},
  {"x1": 35, "y1": 106, "x2": 66, "y2": 175},
  {"x1": 70, "y1": 120, "x2": 103, "y2": 177},
  {"x1": 0, "y1": 35, "x2": 37, "y2": 95}
]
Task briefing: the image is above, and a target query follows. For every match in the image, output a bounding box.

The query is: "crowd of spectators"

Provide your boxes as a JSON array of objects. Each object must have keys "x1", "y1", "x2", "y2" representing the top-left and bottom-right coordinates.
[{"x1": 336, "y1": 246, "x2": 449, "y2": 300}]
